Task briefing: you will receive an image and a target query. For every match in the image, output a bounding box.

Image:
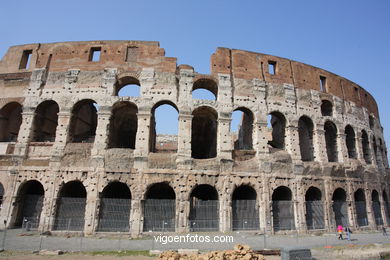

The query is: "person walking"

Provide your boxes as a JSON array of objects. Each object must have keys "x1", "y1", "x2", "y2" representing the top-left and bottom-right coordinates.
[
  {"x1": 337, "y1": 225, "x2": 343, "y2": 240},
  {"x1": 382, "y1": 226, "x2": 388, "y2": 236},
  {"x1": 345, "y1": 226, "x2": 352, "y2": 241}
]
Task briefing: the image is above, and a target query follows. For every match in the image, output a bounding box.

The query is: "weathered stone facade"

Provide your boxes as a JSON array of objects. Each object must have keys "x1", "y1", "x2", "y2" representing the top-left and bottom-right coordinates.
[{"x1": 0, "y1": 40, "x2": 389, "y2": 236}]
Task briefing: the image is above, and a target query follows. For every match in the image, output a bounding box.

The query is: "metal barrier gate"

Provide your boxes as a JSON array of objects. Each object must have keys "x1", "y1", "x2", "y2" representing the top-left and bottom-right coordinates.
[
  {"x1": 305, "y1": 201, "x2": 325, "y2": 230},
  {"x1": 97, "y1": 198, "x2": 131, "y2": 232},
  {"x1": 21, "y1": 194, "x2": 44, "y2": 229},
  {"x1": 53, "y1": 197, "x2": 86, "y2": 231},
  {"x1": 333, "y1": 201, "x2": 349, "y2": 227},
  {"x1": 232, "y1": 200, "x2": 259, "y2": 231},
  {"x1": 189, "y1": 200, "x2": 219, "y2": 232},
  {"x1": 355, "y1": 201, "x2": 368, "y2": 226},
  {"x1": 385, "y1": 202, "x2": 390, "y2": 224},
  {"x1": 272, "y1": 201, "x2": 295, "y2": 231},
  {"x1": 143, "y1": 199, "x2": 175, "y2": 232},
  {"x1": 372, "y1": 201, "x2": 383, "y2": 225}
]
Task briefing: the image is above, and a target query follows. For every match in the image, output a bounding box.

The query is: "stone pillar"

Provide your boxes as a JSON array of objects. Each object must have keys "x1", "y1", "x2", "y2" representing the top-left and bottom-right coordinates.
[
  {"x1": 91, "y1": 106, "x2": 111, "y2": 157},
  {"x1": 176, "y1": 181, "x2": 189, "y2": 233},
  {"x1": 365, "y1": 187, "x2": 376, "y2": 229},
  {"x1": 355, "y1": 131, "x2": 365, "y2": 163},
  {"x1": 14, "y1": 107, "x2": 35, "y2": 157},
  {"x1": 217, "y1": 115, "x2": 232, "y2": 160},
  {"x1": 219, "y1": 177, "x2": 231, "y2": 232},
  {"x1": 323, "y1": 180, "x2": 334, "y2": 232},
  {"x1": 130, "y1": 198, "x2": 142, "y2": 237},
  {"x1": 84, "y1": 184, "x2": 99, "y2": 235},
  {"x1": 337, "y1": 132, "x2": 347, "y2": 163},
  {"x1": 285, "y1": 124, "x2": 300, "y2": 161},
  {"x1": 379, "y1": 194, "x2": 388, "y2": 226},
  {"x1": 295, "y1": 182, "x2": 306, "y2": 233},
  {"x1": 347, "y1": 183, "x2": 357, "y2": 229},
  {"x1": 51, "y1": 109, "x2": 71, "y2": 159},
  {"x1": 259, "y1": 176, "x2": 269, "y2": 233},
  {"x1": 134, "y1": 109, "x2": 151, "y2": 168},
  {"x1": 314, "y1": 124, "x2": 327, "y2": 163},
  {"x1": 177, "y1": 113, "x2": 192, "y2": 167}
]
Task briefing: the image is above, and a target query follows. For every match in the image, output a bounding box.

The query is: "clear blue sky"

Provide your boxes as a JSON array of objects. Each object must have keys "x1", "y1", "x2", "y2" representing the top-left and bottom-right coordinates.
[{"x1": 1, "y1": 0, "x2": 389, "y2": 157}]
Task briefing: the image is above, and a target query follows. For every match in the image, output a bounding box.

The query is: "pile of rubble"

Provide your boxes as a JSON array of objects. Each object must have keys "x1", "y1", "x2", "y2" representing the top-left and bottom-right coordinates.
[{"x1": 157, "y1": 244, "x2": 266, "y2": 260}]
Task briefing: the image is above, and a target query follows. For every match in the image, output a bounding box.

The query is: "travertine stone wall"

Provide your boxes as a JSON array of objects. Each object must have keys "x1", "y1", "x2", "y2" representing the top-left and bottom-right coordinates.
[{"x1": 0, "y1": 41, "x2": 389, "y2": 236}]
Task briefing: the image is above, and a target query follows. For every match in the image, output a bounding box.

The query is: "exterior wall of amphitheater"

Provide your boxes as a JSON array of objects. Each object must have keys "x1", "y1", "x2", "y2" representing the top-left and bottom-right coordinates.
[{"x1": 0, "y1": 40, "x2": 389, "y2": 235}]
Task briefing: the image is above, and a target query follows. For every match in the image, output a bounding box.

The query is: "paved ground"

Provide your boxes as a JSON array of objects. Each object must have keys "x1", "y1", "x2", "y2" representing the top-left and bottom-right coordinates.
[{"x1": 0, "y1": 228, "x2": 390, "y2": 252}]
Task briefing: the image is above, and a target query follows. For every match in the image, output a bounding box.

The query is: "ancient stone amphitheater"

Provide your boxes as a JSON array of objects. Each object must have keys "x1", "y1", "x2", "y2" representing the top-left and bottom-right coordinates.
[{"x1": 0, "y1": 40, "x2": 388, "y2": 236}]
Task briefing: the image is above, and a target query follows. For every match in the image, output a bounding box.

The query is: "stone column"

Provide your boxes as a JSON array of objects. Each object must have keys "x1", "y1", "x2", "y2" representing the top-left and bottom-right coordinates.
[
  {"x1": 134, "y1": 109, "x2": 151, "y2": 169},
  {"x1": 379, "y1": 194, "x2": 389, "y2": 226},
  {"x1": 130, "y1": 198, "x2": 142, "y2": 237},
  {"x1": 217, "y1": 115, "x2": 232, "y2": 160},
  {"x1": 219, "y1": 177, "x2": 231, "y2": 232},
  {"x1": 84, "y1": 184, "x2": 99, "y2": 235},
  {"x1": 337, "y1": 132, "x2": 347, "y2": 163},
  {"x1": 176, "y1": 113, "x2": 192, "y2": 167},
  {"x1": 91, "y1": 106, "x2": 111, "y2": 157},
  {"x1": 14, "y1": 107, "x2": 35, "y2": 157},
  {"x1": 295, "y1": 182, "x2": 306, "y2": 233},
  {"x1": 323, "y1": 180, "x2": 334, "y2": 232},
  {"x1": 285, "y1": 123, "x2": 300, "y2": 161},
  {"x1": 51, "y1": 109, "x2": 71, "y2": 159},
  {"x1": 355, "y1": 131, "x2": 365, "y2": 163},
  {"x1": 347, "y1": 183, "x2": 357, "y2": 229},
  {"x1": 314, "y1": 124, "x2": 327, "y2": 163},
  {"x1": 365, "y1": 187, "x2": 376, "y2": 229}
]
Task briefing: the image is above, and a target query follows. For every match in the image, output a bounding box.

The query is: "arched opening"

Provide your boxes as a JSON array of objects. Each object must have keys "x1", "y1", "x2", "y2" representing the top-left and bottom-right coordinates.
[
  {"x1": 0, "y1": 183, "x2": 4, "y2": 208},
  {"x1": 321, "y1": 100, "x2": 333, "y2": 117},
  {"x1": 232, "y1": 185, "x2": 259, "y2": 231},
  {"x1": 231, "y1": 108, "x2": 253, "y2": 150},
  {"x1": 298, "y1": 116, "x2": 314, "y2": 161},
  {"x1": 345, "y1": 125, "x2": 357, "y2": 159},
  {"x1": 354, "y1": 189, "x2": 368, "y2": 227},
  {"x1": 305, "y1": 187, "x2": 324, "y2": 230},
  {"x1": 54, "y1": 181, "x2": 86, "y2": 231},
  {"x1": 272, "y1": 186, "x2": 295, "y2": 231},
  {"x1": 383, "y1": 190, "x2": 390, "y2": 224},
  {"x1": 13, "y1": 180, "x2": 44, "y2": 228},
  {"x1": 324, "y1": 121, "x2": 338, "y2": 162},
  {"x1": 31, "y1": 100, "x2": 59, "y2": 142},
  {"x1": 115, "y1": 76, "x2": 140, "y2": 97},
  {"x1": 332, "y1": 188, "x2": 349, "y2": 227},
  {"x1": 0, "y1": 102, "x2": 22, "y2": 142},
  {"x1": 68, "y1": 100, "x2": 97, "y2": 143},
  {"x1": 372, "y1": 190, "x2": 383, "y2": 225},
  {"x1": 267, "y1": 112, "x2": 286, "y2": 149},
  {"x1": 192, "y1": 78, "x2": 217, "y2": 100},
  {"x1": 108, "y1": 102, "x2": 138, "y2": 149},
  {"x1": 373, "y1": 136, "x2": 380, "y2": 165},
  {"x1": 149, "y1": 102, "x2": 178, "y2": 153},
  {"x1": 379, "y1": 139, "x2": 388, "y2": 168},
  {"x1": 189, "y1": 184, "x2": 219, "y2": 232},
  {"x1": 191, "y1": 106, "x2": 217, "y2": 159},
  {"x1": 362, "y1": 130, "x2": 371, "y2": 164},
  {"x1": 97, "y1": 182, "x2": 131, "y2": 232},
  {"x1": 143, "y1": 182, "x2": 175, "y2": 232}
]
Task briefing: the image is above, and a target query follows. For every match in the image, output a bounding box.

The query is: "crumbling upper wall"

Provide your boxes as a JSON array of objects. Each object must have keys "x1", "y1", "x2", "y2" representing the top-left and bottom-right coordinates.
[{"x1": 211, "y1": 47, "x2": 379, "y2": 117}]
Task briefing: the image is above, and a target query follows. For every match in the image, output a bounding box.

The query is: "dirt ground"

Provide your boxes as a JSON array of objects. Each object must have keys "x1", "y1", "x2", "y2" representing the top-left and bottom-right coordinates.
[{"x1": 0, "y1": 252, "x2": 280, "y2": 260}]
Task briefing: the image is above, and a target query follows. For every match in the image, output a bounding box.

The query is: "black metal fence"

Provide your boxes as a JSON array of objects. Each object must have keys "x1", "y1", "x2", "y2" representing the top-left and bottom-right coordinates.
[
  {"x1": 143, "y1": 199, "x2": 175, "y2": 232},
  {"x1": 189, "y1": 200, "x2": 219, "y2": 231},
  {"x1": 333, "y1": 201, "x2": 349, "y2": 227},
  {"x1": 306, "y1": 201, "x2": 325, "y2": 230},
  {"x1": 272, "y1": 201, "x2": 295, "y2": 231},
  {"x1": 53, "y1": 197, "x2": 86, "y2": 231},
  {"x1": 97, "y1": 198, "x2": 131, "y2": 232},
  {"x1": 232, "y1": 200, "x2": 259, "y2": 231}
]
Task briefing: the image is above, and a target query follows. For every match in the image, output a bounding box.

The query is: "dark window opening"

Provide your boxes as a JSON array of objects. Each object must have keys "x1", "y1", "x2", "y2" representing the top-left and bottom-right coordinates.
[
  {"x1": 305, "y1": 187, "x2": 322, "y2": 201},
  {"x1": 319, "y1": 76, "x2": 327, "y2": 92},
  {"x1": 191, "y1": 106, "x2": 217, "y2": 159},
  {"x1": 150, "y1": 102, "x2": 178, "y2": 153},
  {"x1": 0, "y1": 183, "x2": 4, "y2": 208},
  {"x1": 354, "y1": 87, "x2": 360, "y2": 101},
  {"x1": 0, "y1": 102, "x2": 23, "y2": 142},
  {"x1": 97, "y1": 182, "x2": 131, "y2": 232},
  {"x1": 362, "y1": 130, "x2": 371, "y2": 164},
  {"x1": 189, "y1": 185, "x2": 219, "y2": 232},
  {"x1": 345, "y1": 125, "x2": 357, "y2": 159},
  {"x1": 19, "y1": 50, "x2": 32, "y2": 69},
  {"x1": 116, "y1": 76, "x2": 140, "y2": 97},
  {"x1": 372, "y1": 190, "x2": 384, "y2": 225},
  {"x1": 332, "y1": 188, "x2": 349, "y2": 227},
  {"x1": 324, "y1": 121, "x2": 338, "y2": 162},
  {"x1": 369, "y1": 115, "x2": 375, "y2": 130},
  {"x1": 305, "y1": 187, "x2": 324, "y2": 230},
  {"x1": 267, "y1": 112, "x2": 286, "y2": 149},
  {"x1": 373, "y1": 136, "x2": 380, "y2": 165},
  {"x1": 13, "y1": 180, "x2": 44, "y2": 227},
  {"x1": 268, "y1": 61, "x2": 276, "y2": 75},
  {"x1": 108, "y1": 102, "x2": 137, "y2": 149},
  {"x1": 298, "y1": 116, "x2": 314, "y2": 161},
  {"x1": 54, "y1": 181, "x2": 87, "y2": 231},
  {"x1": 68, "y1": 99, "x2": 98, "y2": 143},
  {"x1": 232, "y1": 185, "x2": 259, "y2": 231},
  {"x1": 321, "y1": 100, "x2": 333, "y2": 117},
  {"x1": 355, "y1": 189, "x2": 368, "y2": 226},
  {"x1": 272, "y1": 186, "x2": 295, "y2": 231},
  {"x1": 31, "y1": 100, "x2": 59, "y2": 142},
  {"x1": 89, "y1": 47, "x2": 101, "y2": 62},
  {"x1": 143, "y1": 182, "x2": 175, "y2": 232},
  {"x1": 192, "y1": 78, "x2": 218, "y2": 100},
  {"x1": 231, "y1": 108, "x2": 253, "y2": 150}
]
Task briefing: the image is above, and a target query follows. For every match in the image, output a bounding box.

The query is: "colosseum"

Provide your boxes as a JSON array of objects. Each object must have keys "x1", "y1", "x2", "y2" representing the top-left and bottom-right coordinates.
[{"x1": 0, "y1": 40, "x2": 388, "y2": 236}]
